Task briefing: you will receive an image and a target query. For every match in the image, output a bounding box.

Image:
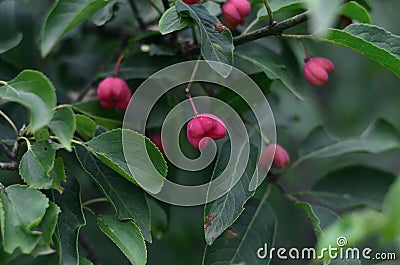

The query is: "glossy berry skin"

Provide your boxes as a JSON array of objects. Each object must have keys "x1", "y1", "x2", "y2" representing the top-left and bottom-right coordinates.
[
  {"x1": 259, "y1": 143, "x2": 290, "y2": 169},
  {"x1": 222, "y1": 0, "x2": 251, "y2": 30},
  {"x1": 183, "y1": 0, "x2": 200, "y2": 4},
  {"x1": 187, "y1": 114, "x2": 226, "y2": 149},
  {"x1": 97, "y1": 77, "x2": 132, "y2": 110},
  {"x1": 303, "y1": 57, "x2": 335, "y2": 86}
]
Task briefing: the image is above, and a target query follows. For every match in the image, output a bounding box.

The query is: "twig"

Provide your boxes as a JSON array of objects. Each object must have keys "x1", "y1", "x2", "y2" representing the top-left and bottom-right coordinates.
[
  {"x1": 263, "y1": 0, "x2": 275, "y2": 26},
  {"x1": 0, "y1": 161, "x2": 18, "y2": 170},
  {"x1": 0, "y1": 141, "x2": 16, "y2": 160},
  {"x1": 234, "y1": 11, "x2": 309, "y2": 45},
  {"x1": 280, "y1": 34, "x2": 314, "y2": 40},
  {"x1": 127, "y1": 0, "x2": 146, "y2": 30},
  {"x1": 79, "y1": 233, "x2": 102, "y2": 265},
  {"x1": 82, "y1": 197, "x2": 109, "y2": 206}
]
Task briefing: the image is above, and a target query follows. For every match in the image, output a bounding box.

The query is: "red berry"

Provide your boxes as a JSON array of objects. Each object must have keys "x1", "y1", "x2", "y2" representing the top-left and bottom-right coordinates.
[
  {"x1": 222, "y1": 0, "x2": 251, "y2": 30},
  {"x1": 97, "y1": 77, "x2": 132, "y2": 110},
  {"x1": 187, "y1": 114, "x2": 226, "y2": 149},
  {"x1": 183, "y1": 0, "x2": 200, "y2": 4},
  {"x1": 303, "y1": 57, "x2": 335, "y2": 86},
  {"x1": 259, "y1": 143, "x2": 290, "y2": 169}
]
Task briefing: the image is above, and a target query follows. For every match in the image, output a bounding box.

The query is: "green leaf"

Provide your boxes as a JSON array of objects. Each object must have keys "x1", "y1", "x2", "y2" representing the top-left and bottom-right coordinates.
[
  {"x1": 98, "y1": 215, "x2": 147, "y2": 265},
  {"x1": 148, "y1": 199, "x2": 168, "y2": 240},
  {"x1": 86, "y1": 129, "x2": 167, "y2": 194},
  {"x1": 40, "y1": 0, "x2": 111, "y2": 57},
  {"x1": 175, "y1": 1, "x2": 234, "y2": 77},
  {"x1": 0, "y1": 70, "x2": 56, "y2": 132},
  {"x1": 73, "y1": 100, "x2": 123, "y2": 129},
  {"x1": 34, "y1": 127, "x2": 50, "y2": 141},
  {"x1": 321, "y1": 24, "x2": 400, "y2": 77},
  {"x1": 19, "y1": 140, "x2": 56, "y2": 189},
  {"x1": 203, "y1": 199, "x2": 277, "y2": 265},
  {"x1": 312, "y1": 166, "x2": 396, "y2": 210},
  {"x1": 204, "y1": 141, "x2": 258, "y2": 245},
  {"x1": 75, "y1": 114, "x2": 97, "y2": 140},
  {"x1": 79, "y1": 256, "x2": 94, "y2": 265},
  {"x1": 0, "y1": 33, "x2": 23, "y2": 55},
  {"x1": 52, "y1": 172, "x2": 86, "y2": 265},
  {"x1": 257, "y1": 0, "x2": 304, "y2": 19},
  {"x1": 75, "y1": 145, "x2": 152, "y2": 242},
  {"x1": 236, "y1": 52, "x2": 304, "y2": 100},
  {"x1": 0, "y1": 184, "x2": 49, "y2": 254},
  {"x1": 341, "y1": 1, "x2": 371, "y2": 24},
  {"x1": 296, "y1": 118, "x2": 400, "y2": 165},
  {"x1": 159, "y1": 6, "x2": 193, "y2": 35},
  {"x1": 49, "y1": 107, "x2": 76, "y2": 151},
  {"x1": 50, "y1": 157, "x2": 67, "y2": 193},
  {"x1": 0, "y1": 1, "x2": 23, "y2": 54},
  {"x1": 382, "y1": 177, "x2": 400, "y2": 240}
]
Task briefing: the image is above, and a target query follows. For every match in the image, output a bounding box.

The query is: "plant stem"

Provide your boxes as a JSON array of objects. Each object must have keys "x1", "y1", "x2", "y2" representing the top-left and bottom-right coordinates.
[
  {"x1": 0, "y1": 141, "x2": 16, "y2": 160},
  {"x1": 263, "y1": 0, "x2": 275, "y2": 26},
  {"x1": 191, "y1": 26, "x2": 198, "y2": 45},
  {"x1": 185, "y1": 58, "x2": 201, "y2": 116},
  {"x1": 18, "y1": 136, "x2": 31, "y2": 150},
  {"x1": 280, "y1": 34, "x2": 314, "y2": 40},
  {"x1": 79, "y1": 233, "x2": 102, "y2": 265},
  {"x1": 0, "y1": 81, "x2": 7, "y2": 86},
  {"x1": 127, "y1": 0, "x2": 146, "y2": 30},
  {"x1": 0, "y1": 161, "x2": 18, "y2": 170},
  {"x1": 234, "y1": 11, "x2": 309, "y2": 45},
  {"x1": 83, "y1": 197, "x2": 109, "y2": 206},
  {"x1": 274, "y1": 181, "x2": 300, "y2": 203},
  {"x1": 299, "y1": 41, "x2": 311, "y2": 60},
  {"x1": 0, "y1": 111, "x2": 18, "y2": 135},
  {"x1": 113, "y1": 54, "x2": 125, "y2": 77}
]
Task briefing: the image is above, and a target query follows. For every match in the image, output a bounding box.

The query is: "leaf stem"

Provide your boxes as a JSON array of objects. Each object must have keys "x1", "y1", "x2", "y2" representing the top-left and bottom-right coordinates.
[
  {"x1": 0, "y1": 81, "x2": 8, "y2": 86},
  {"x1": 18, "y1": 136, "x2": 31, "y2": 150},
  {"x1": 0, "y1": 110, "x2": 18, "y2": 135},
  {"x1": 263, "y1": 0, "x2": 275, "y2": 26},
  {"x1": 83, "y1": 197, "x2": 109, "y2": 206},
  {"x1": 280, "y1": 34, "x2": 314, "y2": 40},
  {"x1": 299, "y1": 41, "x2": 311, "y2": 60},
  {"x1": 0, "y1": 141, "x2": 16, "y2": 160}
]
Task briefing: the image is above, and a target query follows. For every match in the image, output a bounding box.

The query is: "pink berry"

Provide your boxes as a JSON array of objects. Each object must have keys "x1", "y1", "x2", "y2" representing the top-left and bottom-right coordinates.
[
  {"x1": 97, "y1": 77, "x2": 132, "y2": 110},
  {"x1": 259, "y1": 143, "x2": 290, "y2": 169},
  {"x1": 222, "y1": 0, "x2": 251, "y2": 30},
  {"x1": 187, "y1": 114, "x2": 226, "y2": 149},
  {"x1": 303, "y1": 57, "x2": 335, "y2": 86},
  {"x1": 183, "y1": 0, "x2": 200, "y2": 4}
]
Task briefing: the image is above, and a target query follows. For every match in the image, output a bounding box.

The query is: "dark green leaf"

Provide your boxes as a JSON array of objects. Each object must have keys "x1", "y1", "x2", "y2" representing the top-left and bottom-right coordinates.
[
  {"x1": 19, "y1": 140, "x2": 56, "y2": 189},
  {"x1": 203, "y1": 199, "x2": 276, "y2": 265},
  {"x1": 382, "y1": 177, "x2": 400, "y2": 240},
  {"x1": 52, "y1": 172, "x2": 86, "y2": 265},
  {"x1": 79, "y1": 256, "x2": 94, "y2": 265},
  {"x1": 0, "y1": 70, "x2": 56, "y2": 132},
  {"x1": 50, "y1": 157, "x2": 67, "y2": 193},
  {"x1": 75, "y1": 114, "x2": 97, "y2": 140},
  {"x1": 321, "y1": 24, "x2": 400, "y2": 77},
  {"x1": 258, "y1": 0, "x2": 304, "y2": 19},
  {"x1": 75, "y1": 145, "x2": 152, "y2": 242},
  {"x1": 148, "y1": 199, "x2": 168, "y2": 240},
  {"x1": 49, "y1": 107, "x2": 76, "y2": 151},
  {"x1": 40, "y1": 0, "x2": 111, "y2": 57},
  {"x1": 86, "y1": 129, "x2": 167, "y2": 194},
  {"x1": 176, "y1": 1, "x2": 234, "y2": 77},
  {"x1": 0, "y1": 184, "x2": 49, "y2": 254},
  {"x1": 159, "y1": 6, "x2": 193, "y2": 35},
  {"x1": 204, "y1": 141, "x2": 258, "y2": 245},
  {"x1": 98, "y1": 215, "x2": 147, "y2": 265},
  {"x1": 0, "y1": 1, "x2": 23, "y2": 54},
  {"x1": 341, "y1": 1, "x2": 370, "y2": 24}
]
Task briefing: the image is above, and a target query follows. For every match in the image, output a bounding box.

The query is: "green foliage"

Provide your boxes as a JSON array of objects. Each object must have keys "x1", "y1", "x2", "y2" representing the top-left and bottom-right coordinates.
[{"x1": 49, "y1": 107, "x2": 76, "y2": 151}]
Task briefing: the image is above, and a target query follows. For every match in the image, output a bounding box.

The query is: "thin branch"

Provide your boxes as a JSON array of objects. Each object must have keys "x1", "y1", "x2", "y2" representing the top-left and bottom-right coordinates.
[
  {"x1": 280, "y1": 34, "x2": 314, "y2": 40},
  {"x1": 234, "y1": 11, "x2": 309, "y2": 46},
  {"x1": 79, "y1": 233, "x2": 102, "y2": 265},
  {"x1": 0, "y1": 141, "x2": 16, "y2": 160},
  {"x1": 82, "y1": 197, "x2": 109, "y2": 206},
  {"x1": 0, "y1": 161, "x2": 18, "y2": 170},
  {"x1": 263, "y1": 0, "x2": 275, "y2": 26},
  {"x1": 127, "y1": 0, "x2": 146, "y2": 30}
]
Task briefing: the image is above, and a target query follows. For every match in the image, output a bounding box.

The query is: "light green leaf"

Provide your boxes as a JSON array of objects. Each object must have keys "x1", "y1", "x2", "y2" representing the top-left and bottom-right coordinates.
[
  {"x1": 76, "y1": 145, "x2": 152, "y2": 242},
  {"x1": 0, "y1": 184, "x2": 49, "y2": 254},
  {"x1": 258, "y1": 0, "x2": 304, "y2": 19},
  {"x1": 203, "y1": 199, "x2": 276, "y2": 265},
  {"x1": 204, "y1": 141, "x2": 258, "y2": 245},
  {"x1": 341, "y1": 1, "x2": 370, "y2": 24},
  {"x1": 73, "y1": 100, "x2": 123, "y2": 129},
  {"x1": 98, "y1": 215, "x2": 147, "y2": 265},
  {"x1": 52, "y1": 173, "x2": 86, "y2": 265},
  {"x1": 19, "y1": 140, "x2": 56, "y2": 189},
  {"x1": 296, "y1": 118, "x2": 400, "y2": 166},
  {"x1": 75, "y1": 114, "x2": 97, "y2": 140},
  {"x1": 49, "y1": 107, "x2": 76, "y2": 151},
  {"x1": 79, "y1": 256, "x2": 94, "y2": 265},
  {"x1": 321, "y1": 24, "x2": 400, "y2": 77},
  {"x1": 382, "y1": 177, "x2": 400, "y2": 240},
  {"x1": 50, "y1": 157, "x2": 67, "y2": 193},
  {"x1": 176, "y1": 1, "x2": 234, "y2": 77},
  {"x1": 40, "y1": 0, "x2": 111, "y2": 57},
  {"x1": 159, "y1": 6, "x2": 193, "y2": 35},
  {"x1": 0, "y1": 70, "x2": 56, "y2": 132},
  {"x1": 236, "y1": 52, "x2": 304, "y2": 100},
  {"x1": 86, "y1": 129, "x2": 167, "y2": 194}
]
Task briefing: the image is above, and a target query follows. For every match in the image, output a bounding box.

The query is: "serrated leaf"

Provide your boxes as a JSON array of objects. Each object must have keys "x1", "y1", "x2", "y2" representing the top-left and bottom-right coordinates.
[
  {"x1": 341, "y1": 1, "x2": 370, "y2": 24},
  {"x1": 175, "y1": 1, "x2": 234, "y2": 77},
  {"x1": 52, "y1": 172, "x2": 86, "y2": 265},
  {"x1": 203, "y1": 199, "x2": 276, "y2": 265},
  {"x1": 159, "y1": 6, "x2": 193, "y2": 35},
  {"x1": 86, "y1": 129, "x2": 167, "y2": 194},
  {"x1": 40, "y1": 0, "x2": 111, "y2": 57},
  {"x1": 98, "y1": 215, "x2": 147, "y2": 265},
  {"x1": 0, "y1": 184, "x2": 49, "y2": 254},
  {"x1": 75, "y1": 114, "x2": 97, "y2": 140},
  {"x1": 49, "y1": 107, "x2": 76, "y2": 151},
  {"x1": 19, "y1": 140, "x2": 56, "y2": 189},
  {"x1": 0, "y1": 70, "x2": 56, "y2": 132},
  {"x1": 204, "y1": 141, "x2": 258, "y2": 245},
  {"x1": 75, "y1": 145, "x2": 152, "y2": 242},
  {"x1": 257, "y1": 0, "x2": 304, "y2": 19},
  {"x1": 73, "y1": 100, "x2": 123, "y2": 129},
  {"x1": 236, "y1": 52, "x2": 304, "y2": 100},
  {"x1": 321, "y1": 24, "x2": 400, "y2": 77},
  {"x1": 50, "y1": 157, "x2": 67, "y2": 193}
]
